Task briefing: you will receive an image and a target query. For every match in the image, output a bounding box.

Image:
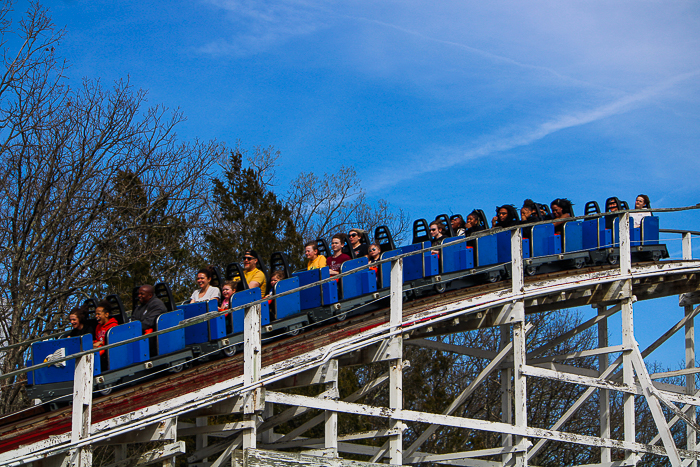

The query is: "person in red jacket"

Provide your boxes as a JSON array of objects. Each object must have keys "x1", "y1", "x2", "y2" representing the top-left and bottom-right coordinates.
[{"x1": 94, "y1": 301, "x2": 118, "y2": 354}]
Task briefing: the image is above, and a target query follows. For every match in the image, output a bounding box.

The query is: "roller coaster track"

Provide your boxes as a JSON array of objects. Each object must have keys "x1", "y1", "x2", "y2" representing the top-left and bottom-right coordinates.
[{"x1": 2, "y1": 219, "x2": 700, "y2": 466}]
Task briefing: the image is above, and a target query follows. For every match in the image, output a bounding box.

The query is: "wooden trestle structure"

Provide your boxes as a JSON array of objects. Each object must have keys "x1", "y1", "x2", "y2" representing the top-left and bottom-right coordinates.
[{"x1": 2, "y1": 212, "x2": 700, "y2": 466}]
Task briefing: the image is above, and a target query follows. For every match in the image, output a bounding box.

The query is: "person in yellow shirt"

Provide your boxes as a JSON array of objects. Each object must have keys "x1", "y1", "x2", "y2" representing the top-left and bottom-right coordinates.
[
  {"x1": 242, "y1": 250, "x2": 267, "y2": 296},
  {"x1": 305, "y1": 241, "x2": 326, "y2": 270}
]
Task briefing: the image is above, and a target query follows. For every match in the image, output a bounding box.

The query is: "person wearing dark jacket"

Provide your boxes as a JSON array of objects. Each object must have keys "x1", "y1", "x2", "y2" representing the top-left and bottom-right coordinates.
[
  {"x1": 492, "y1": 205, "x2": 519, "y2": 228},
  {"x1": 68, "y1": 306, "x2": 94, "y2": 338},
  {"x1": 131, "y1": 285, "x2": 167, "y2": 333},
  {"x1": 465, "y1": 211, "x2": 487, "y2": 237}
]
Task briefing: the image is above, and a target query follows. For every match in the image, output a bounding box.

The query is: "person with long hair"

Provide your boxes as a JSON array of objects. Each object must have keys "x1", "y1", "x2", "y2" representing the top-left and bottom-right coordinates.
[
  {"x1": 348, "y1": 228, "x2": 369, "y2": 258},
  {"x1": 550, "y1": 198, "x2": 574, "y2": 234},
  {"x1": 190, "y1": 266, "x2": 221, "y2": 303},
  {"x1": 68, "y1": 305, "x2": 94, "y2": 338},
  {"x1": 631, "y1": 194, "x2": 652, "y2": 228}
]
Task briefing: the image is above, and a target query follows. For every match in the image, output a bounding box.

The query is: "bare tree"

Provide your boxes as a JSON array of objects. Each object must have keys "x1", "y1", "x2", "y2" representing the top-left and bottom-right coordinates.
[
  {"x1": 286, "y1": 166, "x2": 410, "y2": 244},
  {"x1": 0, "y1": 2, "x2": 225, "y2": 412}
]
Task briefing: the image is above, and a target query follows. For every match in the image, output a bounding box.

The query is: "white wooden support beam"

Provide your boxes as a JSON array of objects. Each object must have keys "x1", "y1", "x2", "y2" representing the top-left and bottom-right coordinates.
[
  {"x1": 243, "y1": 303, "x2": 262, "y2": 450},
  {"x1": 528, "y1": 304, "x2": 620, "y2": 359},
  {"x1": 511, "y1": 226, "x2": 527, "y2": 467},
  {"x1": 630, "y1": 344, "x2": 682, "y2": 466},
  {"x1": 69, "y1": 352, "x2": 93, "y2": 467},
  {"x1": 598, "y1": 305, "x2": 611, "y2": 464},
  {"x1": 619, "y1": 212, "x2": 632, "y2": 276},
  {"x1": 325, "y1": 359, "x2": 339, "y2": 456},
  {"x1": 271, "y1": 377, "x2": 389, "y2": 444},
  {"x1": 421, "y1": 441, "x2": 530, "y2": 462},
  {"x1": 513, "y1": 317, "x2": 527, "y2": 467},
  {"x1": 501, "y1": 325, "x2": 513, "y2": 465},
  {"x1": 389, "y1": 257, "x2": 404, "y2": 465},
  {"x1": 266, "y1": 390, "x2": 700, "y2": 460},
  {"x1": 619, "y1": 217, "x2": 635, "y2": 465},
  {"x1": 621, "y1": 293, "x2": 635, "y2": 464},
  {"x1": 404, "y1": 323, "x2": 533, "y2": 461},
  {"x1": 511, "y1": 227, "x2": 524, "y2": 296},
  {"x1": 195, "y1": 417, "x2": 208, "y2": 463}
]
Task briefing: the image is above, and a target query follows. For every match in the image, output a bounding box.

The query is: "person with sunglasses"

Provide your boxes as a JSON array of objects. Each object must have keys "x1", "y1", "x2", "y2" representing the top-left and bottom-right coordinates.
[
  {"x1": 367, "y1": 243, "x2": 382, "y2": 264},
  {"x1": 242, "y1": 250, "x2": 266, "y2": 296},
  {"x1": 429, "y1": 220, "x2": 447, "y2": 254},
  {"x1": 348, "y1": 228, "x2": 369, "y2": 258}
]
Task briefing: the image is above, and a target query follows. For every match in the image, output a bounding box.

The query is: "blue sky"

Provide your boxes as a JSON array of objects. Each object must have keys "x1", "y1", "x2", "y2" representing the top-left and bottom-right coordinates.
[{"x1": 43, "y1": 0, "x2": 700, "y2": 366}]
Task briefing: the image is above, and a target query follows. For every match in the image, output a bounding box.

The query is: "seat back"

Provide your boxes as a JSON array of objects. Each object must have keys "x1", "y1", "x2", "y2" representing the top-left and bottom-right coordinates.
[
  {"x1": 155, "y1": 283, "x2": 176, "y2": 312},
  {"x1": 562, "y1": 221, "x2": 583, "y2": 253},
  {"x1": 440, "y1": 236, "x2": 474, "y2": 273},
  {"x1": 209, "y1": 267, "x2": 224, "y2": 289},
  {"x1": 29, "y1": 335, "x2": 100, "y2": 385},
  {"x1": 155, "y1": 309, "x2": 186, "y2": 355},
  {"x1": 641, "y1": 216, "x2": 660, "y2": 245},
  {"x1": 105, "y1": 294, "x2": 127, "y2": 324},
  {"x1": 228, "y1": 287, "x2": 271, "y2": 334},
  {"x1": 374, "y1": 225, "x2": 396, "y2": 253},
  {"x1": 584, "y1": 201, "x2": 600, "y2": 216},
  {"x1": 179, "y1": 300, "x2": 226, "y2": 345},
  {"x1": 226, "y1": 263, "x2": 249, "y2": 291},
  {"x1": 422, "y1": 241, "x2": 440, "y2": 277},
  {"x1": 339, "y1": 257, "x2": 377, "y2": 299},
  {"x1": 315, "y1": 238, "x2": 331, "y2": 258},
  {"x1": 380, "y1": 244, "x2": 424, "y2": 286},
  {"x1": 412, "y1": 219, "x2": 430, "y2": 244},
  {"x1": 269, "y1": 252, "x2": 292, "y2": 283},
  {"x1": 272, "y1": 277, "x2": 301, "y2": 320},
  {"x1": 292, "y1": 268, "x2": 338, "y2": 310},
  {"x1": 475, "y1": 233, "x2": 498, "y2": 266},
  {"x1": 531, "y1": 224, "x2": 556, "y2": 257},
  {"x1": 105, "y1": 322, "x2": 149, "y2": 371}
]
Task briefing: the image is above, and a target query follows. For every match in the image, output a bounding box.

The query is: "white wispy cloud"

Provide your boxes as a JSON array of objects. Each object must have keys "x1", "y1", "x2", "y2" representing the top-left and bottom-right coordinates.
[{"x1": 367, "y1": 69, "x2": 700, "y2": 192}]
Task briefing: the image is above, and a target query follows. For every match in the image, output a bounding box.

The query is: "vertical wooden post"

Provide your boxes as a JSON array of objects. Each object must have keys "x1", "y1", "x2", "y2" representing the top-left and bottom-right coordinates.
[
  {"x1": 243, "y1": 303, "x2": 262, "y2": 450},
  {"x1": 389, "y1": 258, "x2": 404, "y2": 465},
  {"x1": 70, "y1": 352, "x2": 93, "y2": 466},
  {"x1": 196, "y1": 416, "x2": 208, "y2": 462},
  {"x1": 325, "y1": 362, "x2": 338, "y2": 456},
  {"x1": 620, "y1": 212, "x2": 631, "y2": 277},
  {"x1": 619, "y1": 213, "x2": 635, "y2": 462},
  {"x1": 683, "y1": 232, "x2": 697, "y2": 465},
  {"x1": 597, "y1": 305, "x2": 611, "y2": 463},
  {"x1": 511, "y1": 227, "x2": 527, "y2": 466},
  {"x1": 500, "y1": 325, "x2": 513, "y2": 465}
]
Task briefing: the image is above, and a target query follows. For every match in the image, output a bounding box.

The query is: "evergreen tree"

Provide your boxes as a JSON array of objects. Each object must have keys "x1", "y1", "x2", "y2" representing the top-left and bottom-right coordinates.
[{"x1": 205, "y1": 144, "x2": 303, "y2": 271}]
